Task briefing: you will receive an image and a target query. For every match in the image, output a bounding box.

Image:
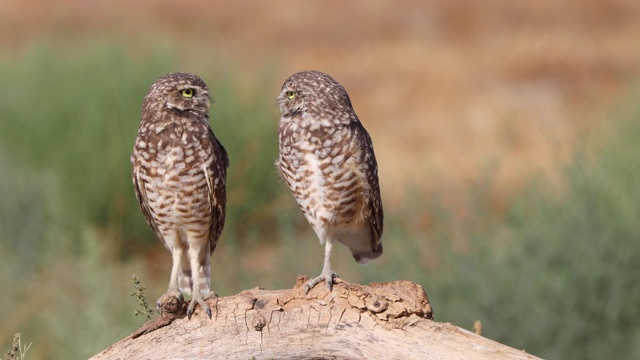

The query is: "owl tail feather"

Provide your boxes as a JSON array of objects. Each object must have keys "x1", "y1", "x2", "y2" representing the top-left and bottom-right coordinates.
[{"x1": 337, "y1": 221, "x2": 383, "y2": 266}]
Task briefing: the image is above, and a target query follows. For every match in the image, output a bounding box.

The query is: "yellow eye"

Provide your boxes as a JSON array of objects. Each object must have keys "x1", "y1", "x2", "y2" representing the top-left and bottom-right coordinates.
[
  {"x1": 180, "y1": 89, "x2": 194, "y2": 98},
  {"x1": 286, "y1": 90, "x2": 295, "y2": 100}
]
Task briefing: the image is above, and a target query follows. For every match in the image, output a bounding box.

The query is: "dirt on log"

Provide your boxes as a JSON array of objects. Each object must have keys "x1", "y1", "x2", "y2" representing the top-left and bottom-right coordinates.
[{"x1": 91, "y1": 277, "x2": 539, "y2": 360}]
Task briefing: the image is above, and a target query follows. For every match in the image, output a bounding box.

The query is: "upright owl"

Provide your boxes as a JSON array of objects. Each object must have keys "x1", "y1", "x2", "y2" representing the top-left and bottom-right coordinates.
[
  {"x1": 131, "y1": 72, "x2": 228, "y2": 319},
  {"x1": 276, "y1": 70, "x2": 384, "y2": 294}
]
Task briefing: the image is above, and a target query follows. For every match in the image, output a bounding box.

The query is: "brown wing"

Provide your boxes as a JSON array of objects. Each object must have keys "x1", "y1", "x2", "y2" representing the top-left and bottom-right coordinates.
[
  {"x1": 335, "y1": 120, "x2": 384, "y2": 264},
  {"x1": 132, "y1": 166, "x2": 167, "y2": 249},
  {"x1": 357, "y1": 122, "x2": 384, "y2": 246},
  {"x1": 204, "y1": 127, "x2": 229, "y2": 254}
]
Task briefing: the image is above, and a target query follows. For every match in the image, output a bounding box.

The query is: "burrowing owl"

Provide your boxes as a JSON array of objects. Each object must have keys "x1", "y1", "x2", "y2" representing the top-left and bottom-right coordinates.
[
  {"x1": 131, "y1": 72, "x2": 228, "y2": 319},
  {"x1": 276, "y1": 70, "x2": 384, "y2": 294}
]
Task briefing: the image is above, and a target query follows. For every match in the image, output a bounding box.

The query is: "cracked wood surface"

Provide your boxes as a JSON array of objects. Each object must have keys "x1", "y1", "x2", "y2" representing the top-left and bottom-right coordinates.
[{"x1": 91, "y1": 277, "x2": 540, "y2": 360}]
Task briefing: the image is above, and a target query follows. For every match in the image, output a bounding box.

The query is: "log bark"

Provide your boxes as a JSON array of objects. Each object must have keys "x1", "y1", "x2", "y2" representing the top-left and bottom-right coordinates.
[{"x1": 91, "y1": 277, "x2": 540, "y2": 360}]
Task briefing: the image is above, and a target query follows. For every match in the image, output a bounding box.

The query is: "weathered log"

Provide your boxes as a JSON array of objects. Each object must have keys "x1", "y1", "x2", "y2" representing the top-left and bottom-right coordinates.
[{"x1": 91, "y1": 277, "x2": 539, "y2": 360}]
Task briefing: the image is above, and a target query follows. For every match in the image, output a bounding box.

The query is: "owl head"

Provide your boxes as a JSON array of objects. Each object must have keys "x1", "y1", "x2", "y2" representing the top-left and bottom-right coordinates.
[
  {"x1": 143, "y1": 72, "x2": 211, "y2": 117},
  {"x1": 277, "y1": 70, "x2": 354, "y2": 120}
]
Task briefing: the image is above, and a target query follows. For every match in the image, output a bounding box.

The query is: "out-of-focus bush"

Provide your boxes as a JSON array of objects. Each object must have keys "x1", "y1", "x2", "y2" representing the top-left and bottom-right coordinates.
[
  {"x1": 0, "y1": 44, "x2": 297, "y2": 258},
  {"x1": 421, "y1": 99, "x2": 640, "y2": 359}
]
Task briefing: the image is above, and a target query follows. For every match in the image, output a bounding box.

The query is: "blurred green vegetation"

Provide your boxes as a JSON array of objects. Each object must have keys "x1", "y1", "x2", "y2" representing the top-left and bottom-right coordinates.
[
  {"x1": 1, "y1": 45, "x2": 639, "y2": 359},
  {"x1": 423, "y1": 103, "x2": 640, "y2": 359}
]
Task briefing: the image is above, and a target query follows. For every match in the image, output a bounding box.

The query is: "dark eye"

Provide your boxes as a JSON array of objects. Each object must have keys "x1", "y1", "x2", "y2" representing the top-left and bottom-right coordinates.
[
  {"x1": 180, "y1": 89, "x2": 194, "y2": 98},
  {"x1": 286, "y1": 90, "x2": 295, "y2": 100}
]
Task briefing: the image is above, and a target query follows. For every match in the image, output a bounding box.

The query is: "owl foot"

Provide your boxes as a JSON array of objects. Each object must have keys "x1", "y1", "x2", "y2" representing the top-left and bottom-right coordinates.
[
  {"x1": 156, "y1": 290, "x2": 185, "y2": 320},
  {"x1": 187, "y1": 291, "x2": 218, "y2": 320},
  {"x1": 304, "y1": 271, "x2": 338, "y2": 295}
]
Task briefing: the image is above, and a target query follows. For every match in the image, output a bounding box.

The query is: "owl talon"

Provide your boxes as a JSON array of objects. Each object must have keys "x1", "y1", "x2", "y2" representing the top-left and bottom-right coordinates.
[
  {"x1": 204, "y1": 291, "x2": 219, "y2": 300},
  {"x1": 187, "y1": 292, "x2": 215, "y2": 320},
  {"x1": 304, "y1": 272, "x2": 338, "y2": 295},
  {"x1": 186, "y1": 304, "x2": 195, "y2": 320}
]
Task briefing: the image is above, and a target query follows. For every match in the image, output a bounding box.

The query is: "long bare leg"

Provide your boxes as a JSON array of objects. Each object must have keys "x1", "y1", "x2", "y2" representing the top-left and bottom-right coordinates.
[
  {"x1": 186, "y1": 241, "x2": 216, "y2": 319},
  {"x1": 304, "y1": 239, "x2": 338, "y2": 294},
  {"x1": 157, "y1": 246, "x2": 185, "y2": 315}
]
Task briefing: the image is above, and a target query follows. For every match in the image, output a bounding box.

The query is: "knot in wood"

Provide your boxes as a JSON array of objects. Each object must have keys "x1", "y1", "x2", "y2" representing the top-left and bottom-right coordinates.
[
  {"x1": 158, "y1": 294, "x2": 186, "y2": 321},
  {"x1": 365, "y1": 296, "x2": 388, "y2": 313},
  {"x1": 252, "y1": 313, "x2": 267, "y2": 331}
]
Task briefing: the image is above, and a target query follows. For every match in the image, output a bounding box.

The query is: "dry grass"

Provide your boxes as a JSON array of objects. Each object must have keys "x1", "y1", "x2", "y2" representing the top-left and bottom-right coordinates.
[{"x1": 2, "y1": 0, "x2": 638, "y2": 205}]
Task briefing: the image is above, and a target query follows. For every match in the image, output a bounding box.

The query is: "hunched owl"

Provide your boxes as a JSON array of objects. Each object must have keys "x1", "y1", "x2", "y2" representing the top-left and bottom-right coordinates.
[
  {"x1": 131, "y1": 72, "x2": 228, "y2": 319},
  {"x1": 276, "y1": 70, "x2": 384, "y2": 294}
]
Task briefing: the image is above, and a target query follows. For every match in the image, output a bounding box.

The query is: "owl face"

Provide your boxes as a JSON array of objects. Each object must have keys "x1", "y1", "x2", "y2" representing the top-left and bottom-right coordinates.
[
  {"x1": 277, "y1": 77, "x2": 306, "y2": 117},
  {"x1": 145, "y1": 72, "x2": 211, "y2": 117},
  {"x1": 277, "y1": 70, "x2": 353, "y2": 120}
]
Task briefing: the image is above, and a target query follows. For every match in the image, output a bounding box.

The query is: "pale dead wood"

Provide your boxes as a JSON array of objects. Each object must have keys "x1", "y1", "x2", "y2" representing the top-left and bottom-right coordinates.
[{"x1": 91, "y1": 277, "x2": 540, "y2": 360}]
